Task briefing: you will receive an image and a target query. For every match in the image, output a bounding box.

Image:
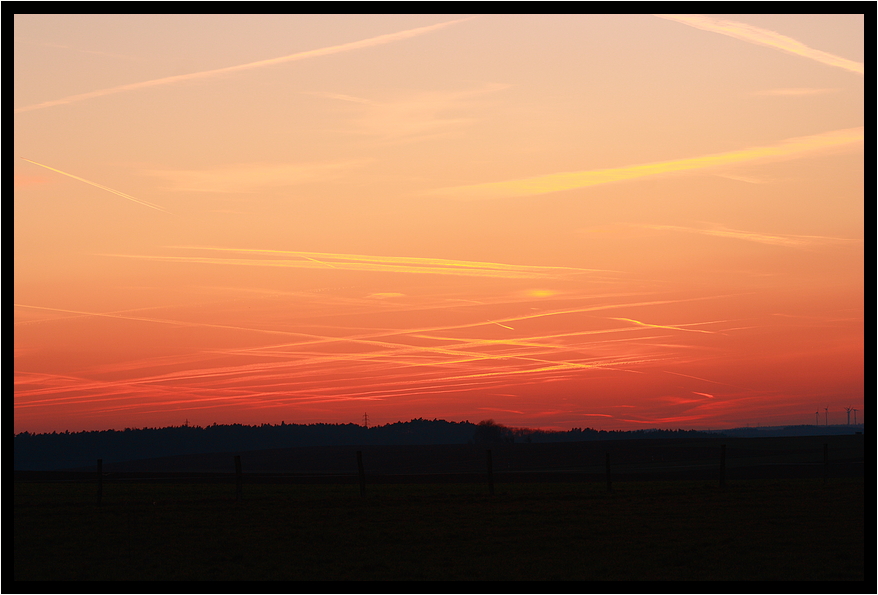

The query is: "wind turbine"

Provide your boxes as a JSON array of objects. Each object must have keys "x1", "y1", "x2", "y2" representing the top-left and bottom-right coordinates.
[
  {"x1": 852, "y1": 409, "x2": 857, "y2": 425},
  {"x1": 844, "y1": 406, "x2": 852, "y2": 425},
  {"x1": 815, "y1": 411, "x2": 819, "y2": 426},
  {"x1": 824, "y1": 406, "x2": 829, "y2": 426}
]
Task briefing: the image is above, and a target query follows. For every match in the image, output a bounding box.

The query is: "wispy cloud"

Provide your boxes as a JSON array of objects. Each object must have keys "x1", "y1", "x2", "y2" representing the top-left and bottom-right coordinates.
[
  {"x1": 606, "y1": 317, "x2": 723, "y2": 334},
  {"x1": 751, "y1": 87, "x2": 840, "y2": 96},
  {"x1": 631, "y1": 223, "x2": 862, "y2": 248},
  {"x1": 303, "y1": 91, "x2": 374, "y2": 105},
  {"x1": 654, "y1": 14, "x2": 864, "y2": 75},
  {"x1": 426, "y1": 126, "x2": 863, "y2": 200},
  {"x1": 14, "y1": 17, "x2": 474, "y2": 114},
  {"x1": 147, "y1": 160, "x2": 368, "y2": 193},
  {"x1": 32, "y1": 41, "x2": 140, "y2": 61},
  {"x1": 663, "y1": 370, "x2": 750, "y2": 391},
  {"x1": 309, "y1": 83, "x2": 510, "y2": 143},
  {"x1": 14, "y1": 303, "x2": 309, "y2": 339},
  {"x1": 19, "y1": 158, "x2": 170, "y2": 213},
  {"x1": 478, "y1": 407, "x2": 525, "y2": 415},
  {"x1": 104, "y1": 246, "x2": 610, "y2": 279},
  {"x1": 710, "y1": 172, "x2": 766, "y2": 184}
]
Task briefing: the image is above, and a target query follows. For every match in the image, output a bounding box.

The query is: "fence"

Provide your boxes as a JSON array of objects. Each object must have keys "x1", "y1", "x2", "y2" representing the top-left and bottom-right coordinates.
[{"x1": 14, "y1": 435, "x2": 866, "y2": 508}]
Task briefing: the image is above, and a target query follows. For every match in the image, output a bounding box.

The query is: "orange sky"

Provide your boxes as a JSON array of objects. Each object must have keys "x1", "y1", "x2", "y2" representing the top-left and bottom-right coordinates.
[{"x1": 14, "y1": 14, "x2": 864, "y2": 434}]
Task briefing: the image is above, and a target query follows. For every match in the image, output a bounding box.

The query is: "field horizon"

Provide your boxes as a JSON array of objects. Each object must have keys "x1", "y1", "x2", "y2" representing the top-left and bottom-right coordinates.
[
  {"x1": 16, "y1": 432, "x2": 864, "y2": 581},
  {"x1": 14, "y1": 475, "x2": 865, "y2": 581}
]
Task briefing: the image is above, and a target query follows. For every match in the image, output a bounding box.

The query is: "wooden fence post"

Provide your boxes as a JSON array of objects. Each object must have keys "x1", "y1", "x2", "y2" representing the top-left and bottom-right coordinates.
[
  {"x1": 486, "y1": 449, "x2": 494, "y2": 495},
  {"x1": 234, "y1": 455, "x2": 242, "y2": 502},
  {"x1": 823, "y1": 443, "x2": 828, "y2": 484},
  {"x1": 96, "y1": 459, "x2": 103, "y2": 506},
  {"x1": 357, "y1": 451, "x2": 366, "y2": 498},
  {"x1": 719, "y1": 444, "x2": 726, "y2": 488},
  {"x1": 605, "y1": 452, "x2": 612, "y2": 492}
]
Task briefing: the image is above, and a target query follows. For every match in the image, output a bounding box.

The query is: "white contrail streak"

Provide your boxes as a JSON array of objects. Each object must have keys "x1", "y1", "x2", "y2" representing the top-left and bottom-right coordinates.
[
  {"x1": 654, "y1": 14, "x2": 864, "y2": 75},
  {"x1": 15, "y1": 17, "x2": 474, "y2": 113},
  {"x1": 19, "y1": 158, "x2": 171, "y2": 213}
]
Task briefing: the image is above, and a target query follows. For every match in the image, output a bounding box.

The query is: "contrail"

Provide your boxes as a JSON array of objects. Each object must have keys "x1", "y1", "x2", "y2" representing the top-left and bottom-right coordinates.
[
  {"x1": 631, "y1": 223, "x2": 862, "y2": 248},
  {"x1": 19, "y1": 158, "x2": 171, "y2": 213},
  {"x1": 427, "y1": 126, "x2": 863, "y2": 200},
  {"x1": 663, "y1": 370, "x2": 747, "y2": 390},
  {"x1": 654, "y1": 14, "x2": 864, "y2": 75},
  {"x1": 104, "y1": 246, "x2": 608, "y2": 279},
  {"x1": 14, "y1": 303, "x2": 303, "y2": 337},
  {"x1": 607, "y1": 317, "x2": 718, "y2": 334},
  {"x1": 15, "y1": 17, "x2": 474, "y2": 114},
  {"x1": 299, "y1": 255, "x2": 337, "y2": 269}
]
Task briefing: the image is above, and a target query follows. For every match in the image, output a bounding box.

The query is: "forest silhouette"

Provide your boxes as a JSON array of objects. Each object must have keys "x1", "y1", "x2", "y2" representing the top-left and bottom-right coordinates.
[
  {"x1": 15, "y1": 417, "x2": 859, "y2": 472},
  {"x1": 14, "y1": 418, "x2": 738, "y2": 471}
]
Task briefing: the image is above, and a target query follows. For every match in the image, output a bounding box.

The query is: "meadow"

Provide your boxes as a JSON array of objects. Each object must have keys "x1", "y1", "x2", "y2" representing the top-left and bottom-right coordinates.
[{"x1": 14, "y1": 476, "x2": 864, "y2": 581}]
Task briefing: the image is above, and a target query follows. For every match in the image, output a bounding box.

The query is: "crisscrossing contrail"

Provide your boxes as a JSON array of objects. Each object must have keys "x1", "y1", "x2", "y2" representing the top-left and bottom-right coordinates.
[{"x1": 20, "y1": 158, "x2": 171, "y2": 213}]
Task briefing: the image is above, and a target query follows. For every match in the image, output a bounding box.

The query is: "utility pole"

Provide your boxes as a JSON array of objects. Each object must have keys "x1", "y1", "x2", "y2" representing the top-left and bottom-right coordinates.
[{"x1": 824, "y1": 407, "x2": 828, "y2": 426}]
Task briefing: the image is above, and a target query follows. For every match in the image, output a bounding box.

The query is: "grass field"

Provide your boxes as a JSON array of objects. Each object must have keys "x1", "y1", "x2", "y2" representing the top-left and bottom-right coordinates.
[{"x1": 14, "y1": 477, "x2": 864, "y2": 581}]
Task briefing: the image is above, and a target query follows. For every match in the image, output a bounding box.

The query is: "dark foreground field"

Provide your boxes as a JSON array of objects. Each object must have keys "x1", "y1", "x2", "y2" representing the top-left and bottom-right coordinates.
[{"x1": 15, "y1": 476, "x2": 864, "y2": 581}]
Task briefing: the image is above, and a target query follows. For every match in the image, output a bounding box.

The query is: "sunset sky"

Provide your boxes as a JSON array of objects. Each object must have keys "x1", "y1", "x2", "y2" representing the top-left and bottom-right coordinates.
[{"x1": 14, "y1": 14, "x2": 864, "y2": 434}]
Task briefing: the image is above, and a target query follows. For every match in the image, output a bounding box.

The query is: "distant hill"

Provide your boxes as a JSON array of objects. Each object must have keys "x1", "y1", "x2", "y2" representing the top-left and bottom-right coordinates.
[
  {"x1": 712, "y1": 424, "x2": 864, "y2": 438},
  {"x1": 13, "y1": 418, "x2": 863, "y2": 471}
]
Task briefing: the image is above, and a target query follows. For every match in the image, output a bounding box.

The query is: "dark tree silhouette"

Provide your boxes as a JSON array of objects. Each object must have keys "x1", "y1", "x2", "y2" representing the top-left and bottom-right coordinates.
[{"x1": 473, "y1": 419, "x2": 515, "y2": 444}]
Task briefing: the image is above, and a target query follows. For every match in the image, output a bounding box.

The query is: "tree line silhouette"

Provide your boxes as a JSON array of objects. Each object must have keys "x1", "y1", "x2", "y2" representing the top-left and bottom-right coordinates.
[{"x1": 14, "y1": 418, "x2": 724, "y2": 471}]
